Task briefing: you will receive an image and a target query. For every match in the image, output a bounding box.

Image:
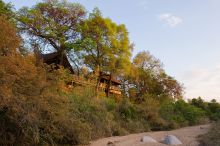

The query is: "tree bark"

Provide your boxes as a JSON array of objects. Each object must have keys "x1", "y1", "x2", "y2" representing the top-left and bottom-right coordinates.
[
  {"x1": 95, "y1": 65, "x2": 101, "y2": 95},
  {"x1": 106, "y1": 73, "x2": 112, "y2": 97},
  {"x1": 58, "y1": 45, "x2": 65, "y2": 66}
]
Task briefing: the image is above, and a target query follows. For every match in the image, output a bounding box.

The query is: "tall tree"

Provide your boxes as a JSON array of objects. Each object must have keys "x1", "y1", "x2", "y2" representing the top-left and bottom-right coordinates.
[
  {"x1": 77, "y1": 8, "x2": 132, "y2": 95},
  {"x1": 126, "y1": 51, "x2": 182, "y2": 102},
  {"x1": 0, "y1": 0, "x2": 13, "y2": 18},
  {"x1": 133, "y1": 51, "x2": 162, "y2": 74},
  {"x1": 17, "y1": 0, "x2": 86, "y2": 66}
]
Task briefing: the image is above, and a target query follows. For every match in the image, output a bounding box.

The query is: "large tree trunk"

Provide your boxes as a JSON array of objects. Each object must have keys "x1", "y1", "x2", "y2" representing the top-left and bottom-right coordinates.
[
  {"x1": 106, "y1": 73, "x2": 112, "y2": 97},
  {"x1": 58, "y1": 44, "x2": 66, "y2": 66},
  {"x1": 33, "y1": 44, "x2": 41, "y2": 66},
  {"x1": 58, "y1": 51, "x2": 64, "y2": 66},
  {"x1": 95, "y1": 65, "x2": 101, "y2": 95}
]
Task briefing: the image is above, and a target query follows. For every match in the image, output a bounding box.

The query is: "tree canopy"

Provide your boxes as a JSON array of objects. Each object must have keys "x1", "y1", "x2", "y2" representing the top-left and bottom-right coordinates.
[
  {"x1": 75, "y1": 8, "x2": 132, "y2": 95},
  {"x1": 0, "y1": 0, "x2": 13, "y2": 18},
  {"x1": 17, "y1": 0, "x2": 86, "y2": 65},
  {"x1": 126, "y1": 51, "x2": 183, "y2": 102},
  {"x1": 16, "y1": 0, "x2": 183, "y2": 99},
  {"x1": 78, "y1": 9, "x2": 132, "y2": 74}
]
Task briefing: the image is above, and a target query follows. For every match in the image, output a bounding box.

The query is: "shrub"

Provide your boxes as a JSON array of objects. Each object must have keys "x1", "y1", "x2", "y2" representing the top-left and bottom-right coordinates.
[
  {"x1": 69, "y1": 87, "x2": 118, "y2": 139},
  {"x1": 0, "y1": 54, "x2": 92, "y2": 145},
  {"x1": 136, "y1": 97, "x2": 166, "y2": 131},
  {"x1": 190, "y1": 98, "x2": 220, "y2": 121},
  {"x1": 176, "y1": 100, "x2": 205, "y2": 125},
  {"x1": 160, "y1": 100, "x2": 206, "y2": 128},
  {"x1": 118, "y1": 99, "x2": 138, "y2": 121},
  {"x1": 207, "y1": 101, "x2": 220, "y2": 121}
]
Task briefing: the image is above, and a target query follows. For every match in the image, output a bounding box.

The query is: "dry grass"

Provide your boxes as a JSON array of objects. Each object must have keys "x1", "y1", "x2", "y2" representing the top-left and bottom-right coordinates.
[{"x1": 199, "y1": 121, "x2": 220, "y2": 146}]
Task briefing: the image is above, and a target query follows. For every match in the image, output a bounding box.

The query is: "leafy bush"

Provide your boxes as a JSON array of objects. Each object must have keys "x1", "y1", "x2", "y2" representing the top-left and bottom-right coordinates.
[
  {"x1": 160, "y1": 100, "x2": 206, "y2": 128},
  {"x1": 118, "y1": 99, "x2": 138, "y2": 121},
  {"x1": 207, "y1": 101, "x2": 220, "y2": 121},
  {"x1": 0, "y1": 54, "x2": 92, "y2": 145},
  {"x1": 69, "y1": 86, "x2": 119, "y2": 139},
  {"x1": 190, "y1": 98, "x2": 220, "y2": 121}
]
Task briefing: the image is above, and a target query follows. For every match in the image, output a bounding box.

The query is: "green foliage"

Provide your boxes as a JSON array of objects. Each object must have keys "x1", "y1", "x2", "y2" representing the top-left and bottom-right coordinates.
[
  {"x1": 69, "y1": 86, "x2": 115, "y2": 138},
  {"x1": 66, "y1": 88, "x2": 153, "y2": 139},
  {"x1": 160, "y1": 100, "x2": 206, "y2": 128},
  {"x1": 79, "y1": 8, "x2": 132, "y2": 72},
  {"x1": 17, "y1": 0, "x2": 86, "y2": 68},
  {"x1": 207, "y1": 100, "x2": 220, "y2": 120},
  {"x1": 190, "y1": 97, "x2": 220, "y2": 121},
  {"x1": 76, "y1": 8, "x2": 132, "y2": 95},
  {"x1": 118, "y1": 99, "x2": 138, "y2": 121},
  {"x1": 0, "y1": 0, "x2": 13, "y2": 18},
  {"x1": 125, "y1": 51, "x2": 183, "y2": 102}
]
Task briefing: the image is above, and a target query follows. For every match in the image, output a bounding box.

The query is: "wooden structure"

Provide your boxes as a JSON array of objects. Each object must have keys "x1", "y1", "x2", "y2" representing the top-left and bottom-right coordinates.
[
  {"x1": 41, "y1": 52, "x2": 122, "y2": 95},
  {"x1": 99, "y1": 73, "x2": 122, "y2": 95},
  {"x1": 41, "y1": 52, "x2": 74, "y2": 74}
]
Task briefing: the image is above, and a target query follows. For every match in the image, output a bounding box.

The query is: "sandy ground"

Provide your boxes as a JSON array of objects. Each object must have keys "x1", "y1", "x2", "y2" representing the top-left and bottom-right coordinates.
[{"x1": 89, "y1": 124, "x2": 210, "y2": 146}]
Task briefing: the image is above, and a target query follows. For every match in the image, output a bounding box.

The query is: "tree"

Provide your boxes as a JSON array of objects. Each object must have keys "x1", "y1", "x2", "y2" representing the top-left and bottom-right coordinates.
[
  {"x1": 126, "y1": 51, "x2": 163, "y2": 101},
  {"x1": 77, "y1": 8, "x2": 132, "y2": 95},
  {"x1": 133, "y1": 51, "x2": 162, "y2": 74},
  {"x1": 0, "y1": 0, "x2": 13, "y2": 18},
  {"x1": 191, "y1": 97, "x2": 207, "y2": 110},
  {"x1": 158, "y1": 72, "x2": 183, "y2": 100},
  {"x1": 126, "y1": 51, "x2": 183, "y2": 102},
  {"x1": 17, "y1": 0, "x2": 86, "y2": 67}
]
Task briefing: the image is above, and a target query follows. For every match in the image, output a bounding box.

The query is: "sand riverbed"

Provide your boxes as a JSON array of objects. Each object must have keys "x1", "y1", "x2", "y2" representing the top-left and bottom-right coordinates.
[{"x1": 89, "y1": 124, "x2": 210, "y2": 146}]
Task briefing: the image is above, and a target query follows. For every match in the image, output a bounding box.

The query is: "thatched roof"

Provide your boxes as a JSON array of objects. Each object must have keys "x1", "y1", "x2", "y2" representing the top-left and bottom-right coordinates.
[{"x1": 41, "y1": 52, "x2": 74, "y2": 74}]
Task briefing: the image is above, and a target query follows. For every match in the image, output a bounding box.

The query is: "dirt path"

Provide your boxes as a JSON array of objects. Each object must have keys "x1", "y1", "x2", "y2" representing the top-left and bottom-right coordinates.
[{"x1": 89, "y1": 124, "x2": 210, "y2": 146}]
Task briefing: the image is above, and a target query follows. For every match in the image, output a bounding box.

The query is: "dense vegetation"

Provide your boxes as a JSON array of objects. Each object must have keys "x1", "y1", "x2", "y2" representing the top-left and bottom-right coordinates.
[{"x1": 0, "y1": 0, "x2": 219, "y2": 145}]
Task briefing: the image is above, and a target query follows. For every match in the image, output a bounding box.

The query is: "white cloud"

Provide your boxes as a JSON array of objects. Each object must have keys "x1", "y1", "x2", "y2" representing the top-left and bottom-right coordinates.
[
  {"x1": 180, "y1": 65, "x2": 220, "y2": 102},
  {"x1": 159, "y1": 13, "x2": 183, "y2": 27}
]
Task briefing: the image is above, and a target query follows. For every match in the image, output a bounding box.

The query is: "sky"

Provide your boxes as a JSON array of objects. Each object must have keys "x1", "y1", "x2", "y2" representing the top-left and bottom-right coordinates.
[{"x1": 3, "y1": 0, "x2": 220, "y2": 102}]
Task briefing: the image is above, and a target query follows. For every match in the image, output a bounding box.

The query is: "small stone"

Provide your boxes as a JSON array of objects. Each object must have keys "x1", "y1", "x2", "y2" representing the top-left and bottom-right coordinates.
[
  {"x1": 162, "y1": 135, "x2": 182, "y2": 145},
  {"x1": 107, "y1": 141, "x2": 115, "y2": 146},
  {"x1": 141, "y1": 136, "x2": 157, "y2": 143}
]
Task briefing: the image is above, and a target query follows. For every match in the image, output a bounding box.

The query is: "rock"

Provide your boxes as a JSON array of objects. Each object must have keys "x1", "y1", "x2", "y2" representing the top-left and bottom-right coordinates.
[
  {"x1": 141, "y1": 136, "x2": 157, "y2": 143},
  {"x1": 162, "y1": 135, "x2": 182, "y2": 145},
  {"x1": 107, "y1": 141, "x2": 115, "y2": 146}
]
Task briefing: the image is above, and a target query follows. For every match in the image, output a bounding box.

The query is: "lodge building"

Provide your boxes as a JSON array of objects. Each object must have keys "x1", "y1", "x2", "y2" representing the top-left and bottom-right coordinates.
[{"x1": 41, "y1": 52, "x2": 122, "y2": 95}]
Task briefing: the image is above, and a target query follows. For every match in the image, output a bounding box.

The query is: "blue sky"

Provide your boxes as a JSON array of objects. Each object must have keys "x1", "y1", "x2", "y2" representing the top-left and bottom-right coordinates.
[{"x1": 4, "y1": 0, "x2": 220, "y2": 102}]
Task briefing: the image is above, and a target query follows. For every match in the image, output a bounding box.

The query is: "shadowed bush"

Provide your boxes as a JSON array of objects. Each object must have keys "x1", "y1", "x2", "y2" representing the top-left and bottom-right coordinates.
[{"x1": 0, "y1": 54, "x2": 92, "y2": 145}]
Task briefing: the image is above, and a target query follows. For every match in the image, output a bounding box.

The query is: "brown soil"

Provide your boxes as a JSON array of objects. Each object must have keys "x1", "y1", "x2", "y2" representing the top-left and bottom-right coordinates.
[{"x1": 89, "y1": 124, "x2": 210, "y2": 146}]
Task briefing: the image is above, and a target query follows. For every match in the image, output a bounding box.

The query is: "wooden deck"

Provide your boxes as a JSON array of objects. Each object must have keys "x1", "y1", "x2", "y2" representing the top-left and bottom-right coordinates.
[
  {"x1": 71, "y1": 75, "x2": 122, "y2": 95},
  {"x1": 70, "y1": 75, "x2": 95, "y2": 86}
]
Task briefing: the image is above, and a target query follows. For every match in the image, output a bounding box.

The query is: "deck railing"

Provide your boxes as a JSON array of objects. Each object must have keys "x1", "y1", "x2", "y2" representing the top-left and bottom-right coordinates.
[{"x1": 71, "y1": 75, "x2": 122, "y2": 95}]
